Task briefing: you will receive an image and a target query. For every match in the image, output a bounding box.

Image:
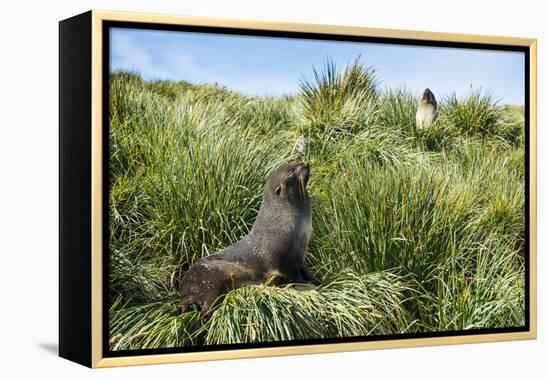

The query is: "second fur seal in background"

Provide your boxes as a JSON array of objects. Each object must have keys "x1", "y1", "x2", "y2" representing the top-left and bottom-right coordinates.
[
  {"x1": 416, "y1": 88, "x2": 437, "y2": 129},
  {"x1": 179, "y1": 162, "x2": 319, "y2": 318}
]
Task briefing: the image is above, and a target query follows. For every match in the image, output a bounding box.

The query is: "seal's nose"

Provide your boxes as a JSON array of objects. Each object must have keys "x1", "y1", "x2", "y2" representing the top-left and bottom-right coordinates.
[{"x1": 297, "y1": 162, "x2": 310, "y2": 186}]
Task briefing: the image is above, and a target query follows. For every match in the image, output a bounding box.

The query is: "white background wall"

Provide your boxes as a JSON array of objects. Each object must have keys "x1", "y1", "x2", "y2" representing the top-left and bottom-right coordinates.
[{"x1": 0, "y1": 0, "x2": 546, "y2": 376}]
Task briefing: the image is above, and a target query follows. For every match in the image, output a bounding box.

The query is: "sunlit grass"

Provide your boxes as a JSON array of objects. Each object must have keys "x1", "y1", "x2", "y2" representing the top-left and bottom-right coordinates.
[{"x1": 108, "y1": 62, "x2": 525, "y2": 350}]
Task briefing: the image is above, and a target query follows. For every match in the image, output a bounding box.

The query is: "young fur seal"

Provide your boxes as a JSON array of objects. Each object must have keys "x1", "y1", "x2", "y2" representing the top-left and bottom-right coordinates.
[
  {"x1": 179, "y1": 162, "x2": 318, "y2": 318},
  {"x1": 416, "y1": 88, "x2": 437, "y2": 129}
]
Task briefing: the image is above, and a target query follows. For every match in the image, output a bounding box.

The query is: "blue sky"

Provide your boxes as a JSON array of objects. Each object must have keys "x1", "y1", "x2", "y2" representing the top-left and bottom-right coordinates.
[{"x1": 110, "y1": 28, "x2": 525, "y2": 105}]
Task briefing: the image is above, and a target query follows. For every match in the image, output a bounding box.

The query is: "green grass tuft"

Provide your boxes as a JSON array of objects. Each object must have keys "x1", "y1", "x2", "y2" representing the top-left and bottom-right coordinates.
[
  {"x1": 440, "y1": 89, "x2": 503, "y2": 138},
  {"x1": 299, "y1": 57, "x2": 379, "y2": 137},
  {"x1": 206, "y1": 271, "x2": 413, "y2": 344}
]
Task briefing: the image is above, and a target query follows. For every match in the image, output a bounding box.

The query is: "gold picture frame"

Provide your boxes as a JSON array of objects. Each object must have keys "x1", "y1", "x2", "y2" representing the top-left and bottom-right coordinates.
[{"x1": 59, "y1": 9, "x2": 537, "y2": 368}]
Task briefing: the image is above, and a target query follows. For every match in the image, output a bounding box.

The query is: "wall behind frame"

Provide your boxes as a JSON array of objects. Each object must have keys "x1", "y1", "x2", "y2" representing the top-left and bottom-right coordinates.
[
  {"x1": 59, "y1": 11, "x2": 92, "y2": 368},
  {"x1": 0, "y1": 0, "x2": 547, "y2": 377}
]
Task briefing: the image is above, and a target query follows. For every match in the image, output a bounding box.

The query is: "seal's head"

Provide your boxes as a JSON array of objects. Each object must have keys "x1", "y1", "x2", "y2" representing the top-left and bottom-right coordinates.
[
  {"x1": 265, "y1": 162, "x2": 311, "y2": 205},
  {"x1": 421, "y1": 88, "x2": 437, "y2": 105}
]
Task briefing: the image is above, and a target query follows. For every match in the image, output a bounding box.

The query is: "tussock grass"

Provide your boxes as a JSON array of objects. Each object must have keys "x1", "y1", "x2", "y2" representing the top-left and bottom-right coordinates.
[
  {"x1": 110, "y1": 271, "x2": 414, "y2": 349},
  {"x1": 108, "y1": 61, "x2": 525, "y2": 350},
  {"x1": 299, "y1": 57, "x2": 379, "y2": 137},
  {"x1": 378, "y1": 88, "x2": 418, "y2": 134},
  {"x1": 205, "y1": 271, "x2": 413, "y2": 344},
  {"x1": 440, "y1": 89, "x2": 503, "y2": 138},
  {"x1": 109, "y1": 299, "x2": 203, "y2": 350},
  {"x1": 429, "y1": 238, "x2": 525, "y2": 330}
]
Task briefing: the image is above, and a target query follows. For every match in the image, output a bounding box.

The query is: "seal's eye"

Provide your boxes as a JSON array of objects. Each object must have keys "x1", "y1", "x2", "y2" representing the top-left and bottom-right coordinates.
[
  {"x1": 286, "y1": 168, "x2": 296, "y2": 179},
  {"x1": 188, "y1": 303, "x2": 201, "y2": 312},
  {"x1": 275, "y1": 185, "x2": 281, "y2": 195}
]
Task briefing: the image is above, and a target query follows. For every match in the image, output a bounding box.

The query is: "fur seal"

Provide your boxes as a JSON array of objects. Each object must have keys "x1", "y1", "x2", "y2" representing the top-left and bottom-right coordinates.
[
  {"x1": 416, "y1": 88, "x2": 437, "y2": 129},
  {"x1": 179, "y1": 162, "x2": 318, "y2": 318}
]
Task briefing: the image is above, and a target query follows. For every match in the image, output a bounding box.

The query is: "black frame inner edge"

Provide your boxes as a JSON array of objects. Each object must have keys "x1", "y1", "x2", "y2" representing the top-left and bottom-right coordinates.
[{"x1": 101, "y1": 19, "x2": 531, "y2": 358}]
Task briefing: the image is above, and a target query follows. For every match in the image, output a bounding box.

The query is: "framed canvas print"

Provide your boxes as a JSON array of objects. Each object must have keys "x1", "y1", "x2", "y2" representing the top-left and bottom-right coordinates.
[{"x1": 59, "y1": 10, "x2": 537, "y2": 368}]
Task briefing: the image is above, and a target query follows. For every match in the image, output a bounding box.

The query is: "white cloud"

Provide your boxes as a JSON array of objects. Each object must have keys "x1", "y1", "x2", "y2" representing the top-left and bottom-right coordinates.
[
  {"x1": 110, "y1": 32, "x2": 169, "y2": 80},
  {"x1": 111, "y1": 29, "x2": 298, "y2": 97}
]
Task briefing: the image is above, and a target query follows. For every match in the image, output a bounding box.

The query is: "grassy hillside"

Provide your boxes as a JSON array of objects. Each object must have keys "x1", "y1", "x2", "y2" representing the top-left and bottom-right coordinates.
[{"x1": 108, "y1": 62, "x2": 525, "y2": 350}]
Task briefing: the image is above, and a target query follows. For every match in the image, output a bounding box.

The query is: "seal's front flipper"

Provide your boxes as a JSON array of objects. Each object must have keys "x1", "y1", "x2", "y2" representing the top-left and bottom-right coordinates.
[{"x1": 299, "y1": 263, "x2": 321, "y2": 286}]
